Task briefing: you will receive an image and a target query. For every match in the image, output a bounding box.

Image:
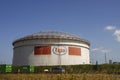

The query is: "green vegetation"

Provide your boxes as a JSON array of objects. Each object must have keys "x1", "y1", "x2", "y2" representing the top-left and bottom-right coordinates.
[
  {"x1": 0, "y1": 64, "x2": 120, "y2": 74},
  {"x1": 0, "y1": 64, "x2": 12, "y2": 73},
  {"x1": 0, "y1": 64, "x2": 120, "y2": 80},
  {"x1": 34, "y1": 64, "x2": 120, "y2": 74},
  {"x1": 12, "y1": 65, "x2": 34, "y2": 73}
]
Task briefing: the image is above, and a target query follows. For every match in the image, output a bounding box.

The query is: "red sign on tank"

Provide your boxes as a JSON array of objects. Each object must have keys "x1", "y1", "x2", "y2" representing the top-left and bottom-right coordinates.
[{"x1": 34, "y1": 46, "x2": 51, "y2": 55}]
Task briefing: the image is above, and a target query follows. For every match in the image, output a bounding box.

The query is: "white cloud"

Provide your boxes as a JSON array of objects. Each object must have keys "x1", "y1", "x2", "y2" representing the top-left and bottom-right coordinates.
[
  {"x1": 92, "y1": 47, "x2": 111, "y2": 53},
  {"x1": 101, "y1": 49, "x2": 111, "y2": 53},
  {"x1": 114, "y1": 30, "x2": 120, "y2": 42},
  {"x1": 105, "y1": 26, "x2": 116, "y2": 31},
  {"x1": 91, "y1": 47, "x2": 102, "y2": 52},
  {"x1": 105, "y1": 25, "x2": 120, "y2": 42}
]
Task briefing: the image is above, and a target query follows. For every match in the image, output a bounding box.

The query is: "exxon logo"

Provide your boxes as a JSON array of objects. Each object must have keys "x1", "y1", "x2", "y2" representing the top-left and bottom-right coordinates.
[{"x1": 53, "y1": 46, "x2": 67, "y2": 55}]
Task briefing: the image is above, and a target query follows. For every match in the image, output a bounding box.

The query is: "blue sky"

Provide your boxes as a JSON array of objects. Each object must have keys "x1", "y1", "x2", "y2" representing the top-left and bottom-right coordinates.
[{"x1": 0, "y1": 0, "x2": 120, "y2": 64}]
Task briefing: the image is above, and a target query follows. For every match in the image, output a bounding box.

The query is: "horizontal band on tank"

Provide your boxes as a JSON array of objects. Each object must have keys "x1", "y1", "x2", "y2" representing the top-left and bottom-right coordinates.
[
  {"x1": 13, "y1": 44, "x2": 90, "y2": 50},
  {"x1": 13, "y1": 38, "x2": 90, "y2": 46},
  {"x1": 13, "y1": 40, "x2": 89, "y2": 48},
  {"x1": 13, "y1": 43, "x2": 89, "y2": 48}
]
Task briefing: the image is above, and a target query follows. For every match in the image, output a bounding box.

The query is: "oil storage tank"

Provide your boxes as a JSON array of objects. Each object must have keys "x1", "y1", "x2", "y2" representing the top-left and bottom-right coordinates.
[{"x1": 12, "y1": 31, "x2": 90, "y2": 66}]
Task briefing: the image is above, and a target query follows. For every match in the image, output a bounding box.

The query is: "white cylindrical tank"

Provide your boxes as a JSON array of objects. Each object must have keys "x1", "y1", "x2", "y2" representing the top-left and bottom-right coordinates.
[{"x1": 12, "y1": 31, "x2": 90, "y2": 66}]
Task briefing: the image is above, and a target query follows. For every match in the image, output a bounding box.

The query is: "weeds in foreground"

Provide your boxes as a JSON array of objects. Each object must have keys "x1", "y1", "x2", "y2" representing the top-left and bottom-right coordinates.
[{"x1": 0, "y1": 73, "x2": 120, "y2": 80}]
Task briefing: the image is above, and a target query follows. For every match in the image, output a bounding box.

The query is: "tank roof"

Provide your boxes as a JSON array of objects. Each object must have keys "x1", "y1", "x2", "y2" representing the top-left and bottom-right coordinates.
[{"x1": 13, "y1": 31, "x2": 90, "y2": 45}]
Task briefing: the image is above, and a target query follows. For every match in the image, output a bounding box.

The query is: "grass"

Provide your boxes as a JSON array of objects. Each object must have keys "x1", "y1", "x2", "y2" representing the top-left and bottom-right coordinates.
[{"x1": 0, "y1": 74, "x2": 120, "y2": 80}]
